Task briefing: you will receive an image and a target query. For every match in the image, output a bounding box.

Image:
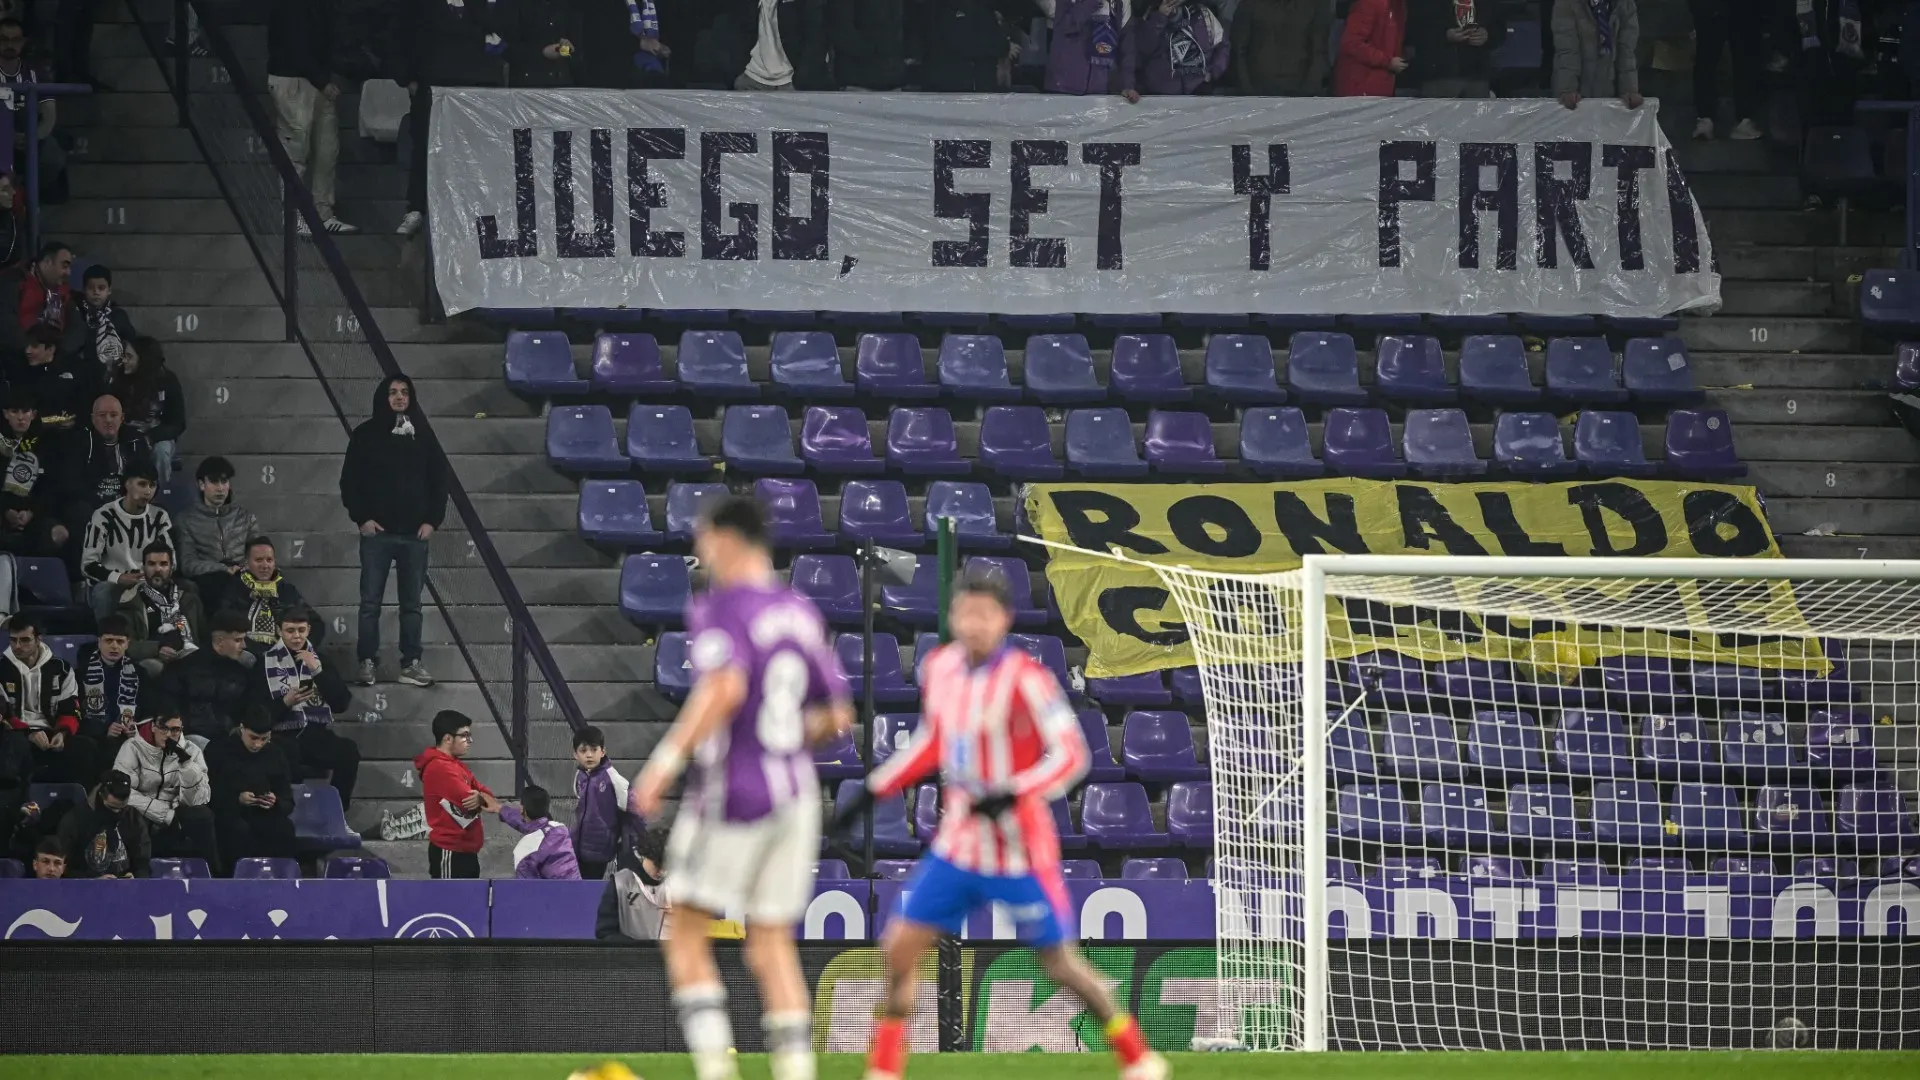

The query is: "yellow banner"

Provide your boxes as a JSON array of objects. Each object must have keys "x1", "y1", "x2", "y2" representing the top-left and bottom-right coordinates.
[{"x1": 1024, "y1": 478, "x2": 1824, "y2": 679}]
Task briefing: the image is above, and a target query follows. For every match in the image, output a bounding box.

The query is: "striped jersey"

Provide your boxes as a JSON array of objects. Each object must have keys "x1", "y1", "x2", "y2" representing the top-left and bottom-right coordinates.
[{"x1": 869, "y1": 642, "x2": 1088, "y2": 876}]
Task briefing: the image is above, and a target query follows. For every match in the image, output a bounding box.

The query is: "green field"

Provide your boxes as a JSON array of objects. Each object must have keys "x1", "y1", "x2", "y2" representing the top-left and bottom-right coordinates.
[{"x1": 10, "y1": 1053, "x2": 1919, "y2": 1080}]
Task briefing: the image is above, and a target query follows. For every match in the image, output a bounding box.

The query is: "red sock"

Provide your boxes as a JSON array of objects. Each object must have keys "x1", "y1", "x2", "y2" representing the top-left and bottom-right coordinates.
[
  {"x1": 867, "y1": 1016, "x2": 909, "y2": 1079},
  {"x1": 1105, "y1": 1014, "x2": 1148, "y2": 1067}
]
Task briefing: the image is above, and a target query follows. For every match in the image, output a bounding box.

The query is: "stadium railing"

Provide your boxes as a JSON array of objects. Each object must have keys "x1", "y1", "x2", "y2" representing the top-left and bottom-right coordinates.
[{"x1": 125, "y1": 0, "x2": 589, "y2": 785}]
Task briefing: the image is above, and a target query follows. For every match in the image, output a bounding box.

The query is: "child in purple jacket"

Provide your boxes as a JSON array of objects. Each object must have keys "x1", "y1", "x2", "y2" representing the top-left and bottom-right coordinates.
[
  {"x1": 571, "y1": 725, "x2": 636, "y2": 880},
  {"x1": 498, "y1": 785, "x2": 582, "y2": 881}
]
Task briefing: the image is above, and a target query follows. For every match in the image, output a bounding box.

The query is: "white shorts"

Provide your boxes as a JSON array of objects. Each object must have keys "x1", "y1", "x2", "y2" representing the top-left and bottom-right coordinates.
[{"x1": 665, "y1": 796, "x2": 821, "y2": 925}]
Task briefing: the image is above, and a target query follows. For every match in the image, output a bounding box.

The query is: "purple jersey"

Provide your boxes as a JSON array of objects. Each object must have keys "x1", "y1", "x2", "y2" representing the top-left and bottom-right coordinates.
[{"x1": 683, "y1": 581, "x2": 849, "y2": 823}]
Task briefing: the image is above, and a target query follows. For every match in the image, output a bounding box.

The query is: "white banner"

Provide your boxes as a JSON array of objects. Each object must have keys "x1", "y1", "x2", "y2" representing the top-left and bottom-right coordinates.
[{"x1": 428, "y1": 90, "x2": 1719, "y2": 318}]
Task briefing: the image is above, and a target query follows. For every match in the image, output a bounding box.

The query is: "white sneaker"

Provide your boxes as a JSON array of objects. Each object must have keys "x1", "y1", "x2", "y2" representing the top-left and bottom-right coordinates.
[
  {"x1": 323, "y1": 217, "x2": 361, "y2": 234},
  {"x1": 1122, "y1": 1053, "x2": 1170, "y2": 1080},
  {"x1": 296, "y1": 217, "x2": 313, "y2": 237},
  {"x1": 397, "y1": 210, "x2": 424, "y2": 236},
  {"x1": 1730, "y1": 118, "x2": 1764, "y2": 141},
  {"x1": 1692, "y1": 117, "x2": 1714, "y2": 140}
]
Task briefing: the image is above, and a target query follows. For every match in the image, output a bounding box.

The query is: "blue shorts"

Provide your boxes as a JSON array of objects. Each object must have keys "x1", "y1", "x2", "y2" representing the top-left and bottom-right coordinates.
[{"x1": 894, "y1": 854, "x2": 1071, "y2": 948}]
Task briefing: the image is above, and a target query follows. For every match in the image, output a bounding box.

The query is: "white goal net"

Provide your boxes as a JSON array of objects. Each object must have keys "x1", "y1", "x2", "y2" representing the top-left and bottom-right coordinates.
[{"x1": 1144, "y1": 554, "x2": 1920, "y2": 1052}]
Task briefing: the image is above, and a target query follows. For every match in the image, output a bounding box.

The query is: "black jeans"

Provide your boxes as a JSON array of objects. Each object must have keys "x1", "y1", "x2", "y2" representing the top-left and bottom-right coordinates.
[
  {"x1": 215, "y1": 810, "x2": 299, "y2": 866},
  {"x1": 285, "y1": 724, "x2": 361, "y2": 810},
  {"x1": 357, "y1": 532, "x2": 428, "y2": 665},
  {"x1": 151, "y1": 804, "x2": 220, "y2": 871},
  {"x1": 1690, "y1": 0, "x2": 1765, "y2": 122},
  {"x1": 428, "y1": 843, "x2": 479, "y2": 879}
]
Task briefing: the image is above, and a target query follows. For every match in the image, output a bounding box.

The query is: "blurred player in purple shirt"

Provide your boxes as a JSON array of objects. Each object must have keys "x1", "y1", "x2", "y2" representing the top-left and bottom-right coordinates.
[{"x1": 634, "y1": 495, "x2": 852, "y2": 1080}]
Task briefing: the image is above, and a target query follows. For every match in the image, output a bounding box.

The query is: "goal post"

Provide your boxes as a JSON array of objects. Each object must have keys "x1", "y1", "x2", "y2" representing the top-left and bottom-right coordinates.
[{"x1": 1133, "y1": 553, "x2": 1920, "y2": 1052}]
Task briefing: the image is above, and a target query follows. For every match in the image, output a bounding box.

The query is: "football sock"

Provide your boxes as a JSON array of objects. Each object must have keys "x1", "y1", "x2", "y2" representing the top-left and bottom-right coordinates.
[
  {"x1": 1105, "y1": 1014, "x2": 1149, "y2": 1067},
  {"x1": 764, "y1": 1010, "x2": 815, "y2": 1080},
  {"x1": 673, "y1": 984, "x2": 738, "y2": 1080},
  {"x1": 866, "y1": 1015, "x2": 909, "y2": 1080}
]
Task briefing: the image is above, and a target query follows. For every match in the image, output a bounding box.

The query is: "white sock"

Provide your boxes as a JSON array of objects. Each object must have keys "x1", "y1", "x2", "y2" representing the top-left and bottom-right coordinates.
[
  {"x1": 674, "y1": 984, "x2": 738, "y2": 1080},
  {"x1": 764, "y1": 1010, "x2": 815, "y2": 1080}
]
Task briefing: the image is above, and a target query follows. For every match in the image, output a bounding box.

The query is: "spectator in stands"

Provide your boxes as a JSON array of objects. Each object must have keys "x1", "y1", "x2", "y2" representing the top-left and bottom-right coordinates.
[
  {"x1": 1120, "y1": 0, "x2": 1228, "y2": 99},
  {"x1": 218, "y1": 536, "x2": 320, "y2": 652},
  {"x1": 178, "y1": 456, "x2": 258, "y2": 600},
  {"x1": 0, "y1": 173, "x2": 25, "y2": 272},
  {"x1": 572, "y1": 724, "x2": 633, "y2": 881},
  {"x1": 60, "y1": 395, "x2": 155, "y2": 549},
  {"x1": 0, "y1": 389, "x2": 70, "y2": 558},
  {"x1": 108, "y1": 337, "x2": 185, "y2": 483},
  {"x1": 10, "y1": 323, "x2": 96, "y2": 431},
  {"x1": 257, "y1": 606, "x2": 358, "y2": 811},
  {"x1": 1688, "y1": 0, "x2": 1763, "y2": 138},
  {"x1": 393, "y1": 0, "x2": 516, "y2": 237},
  {"x1": 597, "y1": 824, "x2": 672, "y2": 940},
  {"x1": 339, "y1": 375, "x2": 444, "y2": 689},
  {"x1": 12, "y1": 240, "x2": 69, "y2": 339},
  {"x1": 161, "y1": 610, "x2": 258, "y2": 744},
  {"x1": 416, "y1": 709, "x2": 496, "y2": 879},
  {"x1": 60, "y1": 265, "x2": 134, "y2": 378},
  {"x1": 1793, "y1": 0, "x2": 1876, "y2": 131},
  {"x1": 30, "y1": 834, "x2": 65, "y2": 879},
  {"x1": 0, "y1": 21, "x2": 64, "y2": 200},
  {"x1": 57, "y1": 769, "x2": 147, "y2": 878},
  {"x1": 1, "y1": 612, "x2": 85, "y2": 781},
  {"x1": 722, "y1": 0, "x2": 821, "y2": 90},
  {"x1": 1230, "y1": 0, "x2": 1330, "y2": 95},
  {"x1": 117, "y1": 541, "x2": 206, "y2": 677},
  {"x1": 113, "y1": 710, "x2": 218, "y2": 871},
  {"x1": 1552, "y1": 0, "x2": 1642, "y2": 110},
  {"x1": 1039, "y1": 0, "x2": 1130, "y2": 94},
  {"x1": 0, "y1": 719, "x2": 34, "y2": 857},
  {"x1": 1409, "y1": 0, "x2": 1507, "y2": 97},
  {"x1": 498, "y1": 784, "x2": 582, "y2": 880},
  {"x1": 205, "y1": 709, "x2": 298, "y2": 867},
  {"x1": 510, "y1": 1, "x2": 580, "y2": 86},
  {"x1": 1335, "y1": 0, "x2": 1407, "y2": 96},
  {"x1": 269, "y1": 0, "x2": 361, "y2": 236},
  {"x1": 81, "y1": 461, "x2": 173, "y2": 620},
  {"x1": 833, "y1": 0, "x2": 905, "y2": 90},
  {"x1": 918, "y1": 0, "x2": 1019, "y2": 92},
  {"x1": 75, "y1": 614, "x2": 143, "y2": 782}
]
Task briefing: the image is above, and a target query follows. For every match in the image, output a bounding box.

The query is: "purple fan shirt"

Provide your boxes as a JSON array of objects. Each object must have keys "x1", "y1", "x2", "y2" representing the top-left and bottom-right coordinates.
[{"x1": 683, "y1": 580, "x2": 849, "y2": 823}]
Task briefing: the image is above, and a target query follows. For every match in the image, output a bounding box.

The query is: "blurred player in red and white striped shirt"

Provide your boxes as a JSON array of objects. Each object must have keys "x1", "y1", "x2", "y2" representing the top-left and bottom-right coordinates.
[{"x1": 836, "y1": 572, "x2": 1168, "y2": 1080}]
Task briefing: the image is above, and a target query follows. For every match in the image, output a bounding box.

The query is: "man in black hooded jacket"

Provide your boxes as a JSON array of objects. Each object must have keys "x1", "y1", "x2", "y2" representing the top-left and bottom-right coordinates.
[{"x1": 338, "y1": 375, "x2": 446, "y2": 689}]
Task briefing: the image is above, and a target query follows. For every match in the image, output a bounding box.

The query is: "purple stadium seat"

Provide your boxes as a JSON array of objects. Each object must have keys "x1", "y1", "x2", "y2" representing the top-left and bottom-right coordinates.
[
  {"x1": 16, "y1": 558, "x2": 73, "y2": 607},
  {"x1": 1540, "y1": 858, "x2": 1618, "y2": 886},
  {"x1": 1372, "y1": 856, "x2": 1444, "y2": 886},
  {"x1": 833, "y1": 784, "x2": 918, "y2": 856},
  {"x1": 1836, "y1": 786, "x2": 1917, "y2": 853},
  {"x1": 839, "y1": 479, "x2": 920, "y2": 548},
  {"x1": 870, "y1": 860, "x2": 915, "y2": 881},
  {"x1": 1336, "y1": 784, "x2": 1408, "y2": 843},
  {"x1": 1574, "y1": 411, "x2": 1655, "y2": 477},
  {"x1": 722, "y1": 405, "x2": 803, "y2": 474},
  {"x1": 546, "y1": 406, "x2": 627, "y2": 473},
  {"x1": 1461, "y1": 855, "x2": 1529, "y2": 883},
  {"x1": 1599, "y1": 656, "x2": 1681, "y2": 706},
  {"x1": 1081, "y1": 783, "x2": 1163, "y2": 848},
  {"x1": 1882, "y1": 856, "x2": 1920, "y2": 879},
  {"x1": 1488, "y1": 411, "x2": 1573, "y2": 477},
  {"x1": 578, "y1": 481, "x2": 663, "y2": 546},
  {"x1": 42, "y1": 635, "x2": 89, "y2": 672},
  {"x1": 1664, "y1": 409, "x2": 1748, "y2": 479},
  {"x1": 1694, "y1": 664, "x2": 1765, "y2": 704},
  {"x1": 620, "y1": 555, "x2": 690, "y2": 624},
  {"x1": 1122, "y1": 857, "x2": 1189, "y2": 880},
  {"x1": 1710, "y1": 856, "x2": 1777, "y2": 894},
  {"x1": 1110, "y1": 334, "x2": 1191, "y2": 403},
  {"x1": 1144, "y1": 410, "x2": 1226, "y2": 475},
  {"x1": 1085, "y1": 671, "x2": 1171, "y2": 707},
  {"x1": 1025, "y1": 334, "x2": 1105, "y2": 404},
  {"x1": 938, "y1": 334, "x2": 1020, "y2": 401},
  {"x1": 1420, "y1": 783, "x2": 1497, "y2": 849},
  {"x1": 816, "y1": 859, "x2": 853, "y2": 880},
  {"x1": 664, "y1": 483, "x2": 728, "y2": 542},
  {"x1": 1286, "y1": 331, "x2": 1368, "y2": 405},
  {"x1": 814, "y1": 728, "x2": 864, "y2": 781},
  {"x1": 1431, "y1": 658, "x2": 1518, "y2": 705},
  {"x1": 1008, "y1": 634, "x2": 1074, "y2": 694},
  {"x1": 149, "y1": 857, "x2": 212, "y2": 879},
  {"x1": 1204, "y1": 334, "x2": 1285, "y2": 403},
  {"x1": 1553, "y1": 710, "x2": 1634, "y2": 778},
  {"x1": 800, "y1": 406, "x2": 884, "y2": 475},
  {"x1": 1079, "y1": 710, "x2": 1124, "y2": 782},
  {"x1": 1347, "y1": 651, "x2": 1426, "y2": 709},
  {"x1": 857, "y1": 334, "x2": 937, "y2": 399},
  {"x1": 677, "y1": 329, "x2": 757, "y2": 398},
  {"x1": 1898, "y1": 343, "x2": 1920, "y2": 393},
  {"x1": 1544, "y1": 337, "x2": 1628, "y2": 404},
  {"x1": 653, "y1": 309, "x2": 728, "y2": 325},
  {"x1": 654, "y1": 632, "x2": 692, "y2": 701},
  {"x1": 870, "y1": 714, "x2": 919, "y2": 771},
  {"x1": 627, "y1": 405, "x2": 709, "y2": 474},
  {"x1": 770, "y1": 331, "x2": 851, "y2": 398},
  {"x1": 1239, "y1": 406, "x2": 1323, "y2": 478},
  {"x1": 1380, "y1": 713, "x2": 1463, "y2": 780},
  {"x1": 837, "y1": 633, "x2": 916, "y2": 706},
  {"x1": 1860, "y1": 268, "x2": 1920, "y2": 331},
  {"x1": 1060, "y1": 859, "x2": 1105, "y2": 880},
  {"x1": 963, "y1": 556, "x2": 1045, "y2": 626},
  {"x1": 323, "y1": 857, "x2": 391, "y2": 879},
  {"x1": 1121, "y1": 711, "x2": 1208, "y2": 781},
  {"x1": 1052, "y1": 798, "x2": 1088, "y2": 850},
  {"x1": 881, "y1": 556, "x2": 941, "y2": 626},
  {"x1": 1506, "y1": 784, "x2": 1587, "y2": 845},
  {"x1": 0, "y1": 859, "x2": 24, "y2": 878},
  {"x1": 1807, "y1": 708, "x2": 1879, "y2": 776},
  {"x1": 1791, "y1": 857, "x2": 1858, "y2": 888},
  {"x1": 887, "y1": 407, "x2": 972, "y2": 476},
  {"x1": 1167, "y1": 782, "x2": 1213, "y2": 847},
  {"x1": 1169, "y1": 668, "x2": 1203, "y2": 705},
  {"x1": 791, "y1": 554, "x2": 863, "y2": 627},
  {"x1": 1403, "y1": 407, "x2": 1486, "y2": 478},
  {"x1": 592, "y1": 332, "x2": 676, "y2": 395},
  {"x1": 1322, "y1": 407, "x2": 1405, "y2": 478},
  {"x1": 1591, "y1": 780, "x2": 1664, "y2": 845},
  {"x1": 1719, "y1": 715, "x2": 1802, "y2": 783},
  {"x1": 1751, "y1": 787, "x2": 1828, "y2": 849},
  {"x1": 1468, "y1": 711, "x2": 1547, "y2": 781},
  {"x1": 504, "y1": 330, "x2": 587, "y2": 394},
  {"x1": 1065, "y1": 408, "x2": 1147, "y2": 478},
  {"x1": 1674, "y1": 783, "x2": 1747, "y2": 849},
  {"x1": 1374, "y1": 335, "x2": 1453, "y2": 404},
  {"x1": 978, "y1": 405, "x2": 1064, "y2": 480},
  {"x1": 753, "y1": 478, "x2": 837, "y2": 550},
  {"x1": 1637, "y1": 714, "x2": 1714, "y2": 781},
  {"x1": 1458, "y1": 334, "x2": 1539, "y2": 404},
  {"x1": 1518, "y1": 314, "x2": 1597, "y2": 335},
  {"x1": 1622, "y1": 337, "x2": 1702, "y2": 403},
  {"x1": 925, "y1": 481, "x2": 1007, "y2": 549},
  {"x1": 1328, "y1": 721, "x2": 1375, "y2": 779},
  {"x1": 232, "y1": 857, "x2": 302, "y2": 880}
]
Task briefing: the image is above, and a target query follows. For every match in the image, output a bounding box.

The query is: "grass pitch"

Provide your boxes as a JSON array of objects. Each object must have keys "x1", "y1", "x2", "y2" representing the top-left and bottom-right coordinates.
[{"x1": 10, "y1": 1052, "x2": 1917, "y2": 1080}]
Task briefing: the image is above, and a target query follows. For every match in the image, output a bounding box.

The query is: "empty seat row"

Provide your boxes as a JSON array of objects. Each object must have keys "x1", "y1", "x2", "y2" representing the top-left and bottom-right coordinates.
[
  {"x1": 833, "y1": 779, "x2": 1213, "y2": 854},
  {"x1": 797, "y1": 707, "x2": 1206, "y2": 784},
  {"x1": 1335, "y1": 853, "x2": 1920, "y2": 889},
  {"x1": 582, "y1": 478, "x2": 1011, "y2": 551},
  {"x1": 622, "y1": 553, "x2": 1051, "y2": 629},
  {"x1": 815, "y1": 857, "x2": 1204, "y2": 881},
  {"x1": 1340, "y1": 653, "x2": 1859, "y2": 711}
]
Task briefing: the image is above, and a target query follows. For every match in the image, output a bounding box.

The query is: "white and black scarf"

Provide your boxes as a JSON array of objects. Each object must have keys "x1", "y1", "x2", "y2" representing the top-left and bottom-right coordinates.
[
  {"x1": 86, "y1": 302, "x2": 124, "y2": 368},
  {"x1": 0, "y1": 430, "x2": 42, "y2": 499},
  {"x1": 137, "y1": 580, "x2": 187, "y2": 641},
  {"x1": 82, "y1": 651, "x2": 139, "y2": 729},
  {"x1": 264, "y1": 641, "x2": 332, "y2": 730}
]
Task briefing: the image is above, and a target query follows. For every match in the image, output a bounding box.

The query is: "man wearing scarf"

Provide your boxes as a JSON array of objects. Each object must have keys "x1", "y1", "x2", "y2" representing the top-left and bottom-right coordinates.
[
  {"x1": 1793, "y1": 0, "x2": 1873, "y2": 129},
  {"x1": 216, "y1": 536, "x2": 321, "y2": 653},
  {"x1": 339, "y1": 375, "x2": 445, "y2": 689},
  {"x1": 59, "y1": 264, "x2": 135, "y2": 376},
  {"x1": 1038, "y1": 0, "x2": 1131, "y2": 95},
  {"x1": 1551, "y1": 0, "x2": 1642, "y2": 110},
  {"x1": 115, "y1": 541, "x2": 206, "y2": 678},
  {"x1": 75, "y1": 613, "x2": 143, "y2": 783},
  {"x1": 1120, "y1": 0, "x2": 1228, "y2": 98},
  {"x1": 0, "y1": 388, "x2": 69, "y2": 558},
  {"x1": 257, "y1": 606, "x2": 359, "y2": 811}
]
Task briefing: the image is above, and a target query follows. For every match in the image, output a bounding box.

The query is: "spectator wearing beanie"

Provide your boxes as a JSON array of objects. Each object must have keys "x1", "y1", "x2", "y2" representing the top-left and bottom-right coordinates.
[
  {"x1": 1038, "y1": 0, "x2": 1130, "y2": 95},
  {"x1": 255, "y1": 606, "x2": 357, "y2": 811},
  {"x1": 59, "y1": 394, "x2": 156, "y2": 550},
  {"x1": 496, "y1": 784, "x2": 582, "y2": 880},
  {"x1": 205, "y1": 708, "x2": 300, "y2": 866},
  {"x1": 10, "y1": 322, "x2": 98, "y2": 432},
  {"x1": 0, "y1": 388, "x2": 70, "y2": 558},
  {"x1": 1231, "y1": 0, "x2": 1330, "y2": 96},
  {"x1": 218, "y1": 536, "x2": 322, "y2": 653},
  {"x1": 57, "y1": 769, "x2": 149, "y2": 878},
  {"x1": 415, "y1": 709, "x2": 495, "y2": 879},
  {"x1": 1334, "y1": 0, "x2": 1407, "y2": 97},
  {"x1": 81, "y1": 461, "x2": 174, "y2": 621},
  {"x1": 60, "y1": 263, "x2": 136, "y2": 378},
  {"x1": 176, "y1": 456, "x2": 259, "y2": 601},
  {"x1": 159, "y1": 609, "x2": 258, "y2": 744},
  {"x1": 112, "y1": 710, "x2": 218, "y2": 872},
  {"x1": 1, "y1": 611, "x2": 85, "y2": 782},
  {"x1": 107, "y1": 336, "x2": 185, "y2": 484}
]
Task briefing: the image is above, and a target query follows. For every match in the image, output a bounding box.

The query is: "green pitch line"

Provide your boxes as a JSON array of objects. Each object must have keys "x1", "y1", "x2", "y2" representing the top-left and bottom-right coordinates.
[{"x1": 10, "y1": 1053, "x2": 1918, "y2": 1080}]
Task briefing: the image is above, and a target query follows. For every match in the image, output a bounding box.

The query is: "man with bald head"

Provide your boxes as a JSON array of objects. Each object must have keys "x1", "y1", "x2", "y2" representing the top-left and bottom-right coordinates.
[{"x1": 60, "y1": 394, "x2": 155, "y2": 568}]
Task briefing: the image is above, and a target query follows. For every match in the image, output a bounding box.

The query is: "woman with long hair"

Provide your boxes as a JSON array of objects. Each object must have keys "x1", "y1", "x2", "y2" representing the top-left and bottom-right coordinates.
[{"x1": 109, "y1": 335, "x2": 186, "y2": 484}]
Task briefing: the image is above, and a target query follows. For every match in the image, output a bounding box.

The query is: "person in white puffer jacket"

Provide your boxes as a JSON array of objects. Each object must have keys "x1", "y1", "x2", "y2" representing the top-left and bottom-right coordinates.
[{"x1": 113, "y1": 714, "x2": 220, "y2": 873}]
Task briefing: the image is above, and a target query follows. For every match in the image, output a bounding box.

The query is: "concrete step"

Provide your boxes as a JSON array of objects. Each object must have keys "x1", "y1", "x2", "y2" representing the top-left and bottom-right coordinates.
[
  {"x1": 346, "y1": 719, "x2": 658, "y2": 763},
  {"x1": 1746, "y1": 462, "x2": 1920, "y2": 499},
  {"x1": 43, "y1": 199, "x2": 240, "y2": 234},
  {"x1": 179, "y1": 380, "x2": 534, "y2": 424},
  {"x1": 277, "y1": 528, "x2": 618, "y2": 571},
  {"x1": 1716, "y1": 280, "x2": 1837, "y2": 318},
  {"x1": 300, "y1": 600, "x2": 642, "y2": 650},
  {"x1": 1690, "y1": 354, "x2": 1896, "y2": 390},
  {"x1": 1705, "y1": 210, "x2": 1903, "y2": 247},
  {"x1": 1679, "y1": 316, "x2": 1859, "y2": 354},
  {"x1": 1707, "y1": 390, "x2": 1893, "y2": 427},
  {"x1": 111, "y1": 267, "x2": 417, "y2": 308},
  {"x1": 67, "y1": 126, "x2": 272, "y2": 164},
  {"x1": 65, "y1": 232, "x2": 412, "y2": 273},
  {"x1": 1777, "y1": 534, "x2": 1920, "y2": 560},
  {"x1": 93, "y1": 21, "x2": 266, "y2": 59},
  {"x1": 1691, "y1": 173, "x2": 1803, "y2": 210},
  {"x1": 315, "y1": 640, "x2": 657, "y2": 687},
  {"x1": 70, "y1": 162, "x2": 407, "y2": 203},
  {"x1": 195, "y1": 452, "x2": 575, "y2": 496},
  {"x1": 1665, "y1": 139, "x2": 1782, "y2": 175},
  {"x1": 1767, "y1": 498, "x2": 1920, "y2": 537},
  {"x1": 329, "y1": 681, "x2": 665, "y2": 729},
  {"x1": 128, "y1": 304, "x2": 446, "y2": 343},
  {"x1": 268, "y1": 563, "x2": 620, "y2": 608},
  {"x1": 1715, "y1": 245, "x2": 1900, "y2": 283}
]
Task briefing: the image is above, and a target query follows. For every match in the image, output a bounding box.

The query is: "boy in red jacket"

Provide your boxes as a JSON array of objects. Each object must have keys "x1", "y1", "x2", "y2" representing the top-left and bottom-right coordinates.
[{"x1": 414, "y1": 709, "x2": 497, "y2": 878}]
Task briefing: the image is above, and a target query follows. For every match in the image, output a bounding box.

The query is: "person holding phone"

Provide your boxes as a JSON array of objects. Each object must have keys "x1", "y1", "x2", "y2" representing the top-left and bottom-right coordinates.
[
  {"x1": 112, "y1": 711, "x2": 217, "y2": 871},
  {"x1": 205, "y1": 709, "x2": 299, "y2": 867},
  {"x1": 1409, "y1": 0, "x2": 1507, "y2": 98},
  {"x1": 256, "y1": 607, "x2": 358, "y2": 812}
]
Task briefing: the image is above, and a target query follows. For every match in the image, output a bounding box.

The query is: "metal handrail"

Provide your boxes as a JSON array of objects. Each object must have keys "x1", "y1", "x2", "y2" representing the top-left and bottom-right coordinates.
[{"x1": 12, "y1": 81, "x2": 93, "y2": 254}]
